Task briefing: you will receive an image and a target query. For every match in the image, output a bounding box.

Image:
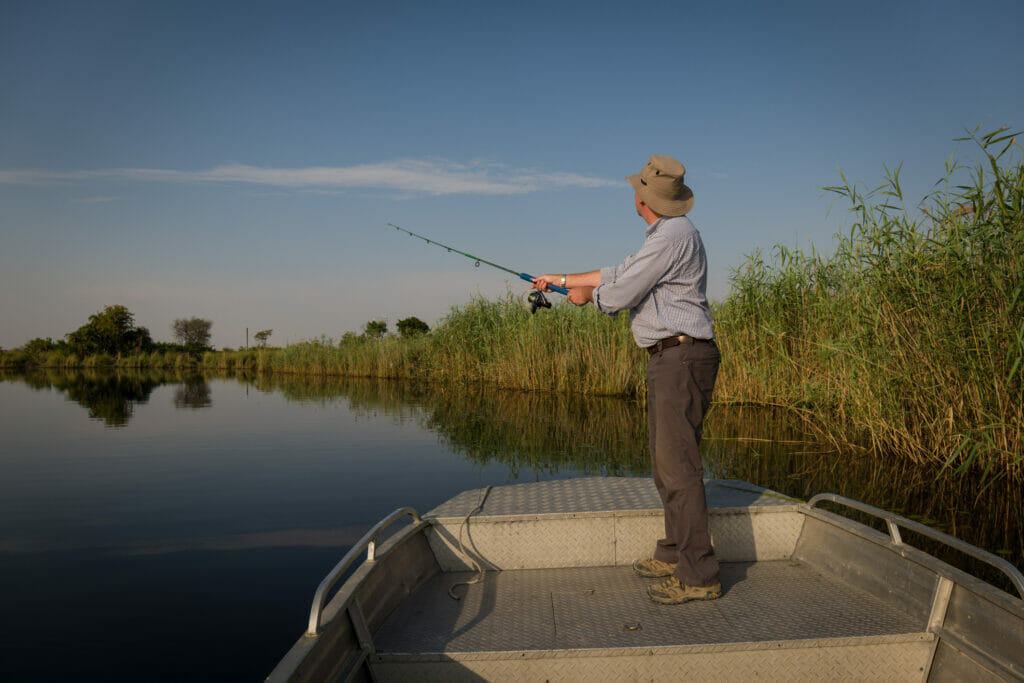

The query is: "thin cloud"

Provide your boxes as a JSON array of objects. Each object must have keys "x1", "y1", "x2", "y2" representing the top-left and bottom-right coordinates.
[
  {"x1": 0, "y1": 170, "x2": 55, "y2": 184},
  {"x1": 0, "y1": 159, "x2": 618, "y2": 196},
  {"x1": 72, "y1": 195, "x2": 119, "y2": 204}
]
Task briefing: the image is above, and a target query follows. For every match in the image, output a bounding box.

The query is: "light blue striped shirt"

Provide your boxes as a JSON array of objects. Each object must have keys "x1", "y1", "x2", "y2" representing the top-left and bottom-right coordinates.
[{"x1": 593, "y1": 215, "x2": 715, "y2": 347}]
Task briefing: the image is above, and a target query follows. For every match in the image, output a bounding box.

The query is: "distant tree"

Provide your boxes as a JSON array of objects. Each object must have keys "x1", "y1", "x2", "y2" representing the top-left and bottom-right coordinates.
[
  {"x1": 172, "y1": 317, "x2": 213, "y2": 351},
  {"x1": 134, "y1": 326, "x2": 153, "y2": 350},
  {"x1": 253, "y1": 329, "x2": 273, "y2": 347},
  {"x1": 23, "y1": 337, "x2": 59, "y2": 354},
  {"x1": 363, "y1": 320, "x2": 388, "y2": 339},
  {"x1": 66, "y1": 305, "x2": 152, "y2": 355},
  {"x1": 397, "y1": 316, "x2": 430, "y2": 338},
  {"x1": 340, "y1": 331, "x2": 362, "y2": 346}
]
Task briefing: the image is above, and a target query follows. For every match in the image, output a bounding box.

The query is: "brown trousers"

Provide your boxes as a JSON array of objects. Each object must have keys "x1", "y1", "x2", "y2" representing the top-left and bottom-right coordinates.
[{"x1": 647, "y1": 339, "x2": 721, "y2": 586}]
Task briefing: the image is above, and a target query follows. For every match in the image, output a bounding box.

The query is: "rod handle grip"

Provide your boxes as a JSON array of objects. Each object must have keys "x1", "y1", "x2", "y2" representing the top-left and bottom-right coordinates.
[{"x1": 519, "y1": 273, "x2": 568, "y2": 295}]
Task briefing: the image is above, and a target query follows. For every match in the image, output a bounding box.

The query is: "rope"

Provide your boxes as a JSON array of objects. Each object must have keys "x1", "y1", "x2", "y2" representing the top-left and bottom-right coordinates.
[{"x1": 448, "y1": 485, "x2": 493, "y2": 600}]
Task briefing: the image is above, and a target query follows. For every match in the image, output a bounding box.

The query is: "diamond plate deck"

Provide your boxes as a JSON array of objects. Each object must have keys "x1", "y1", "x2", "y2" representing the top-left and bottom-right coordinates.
[
  {"x1": 372, "y1": 561, "x2": 932, "y2": 681},
  {"x1": 374, "y1": 561, "x2": 925, "y2": 654}
]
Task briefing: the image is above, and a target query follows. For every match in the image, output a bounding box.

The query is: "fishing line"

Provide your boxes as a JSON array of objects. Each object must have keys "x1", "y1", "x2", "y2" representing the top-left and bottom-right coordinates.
[{"x1": 387, "y1": 223, "x2": 569, "y2": 311}]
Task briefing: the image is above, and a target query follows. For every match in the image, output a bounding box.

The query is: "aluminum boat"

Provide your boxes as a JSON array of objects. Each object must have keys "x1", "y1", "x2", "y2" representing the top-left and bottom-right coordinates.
[{"x1": 267, "y1": 477, "x2": 1024, "y2": 681}]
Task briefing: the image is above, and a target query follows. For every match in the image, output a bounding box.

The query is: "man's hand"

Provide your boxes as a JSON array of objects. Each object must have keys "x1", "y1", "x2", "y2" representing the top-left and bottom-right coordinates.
[
  {"x1": 531, "y1": 274, "x2": 562, "y2": 291},
  {"x1": 568, "y1": 286, "x2": 594, "y2": 306}
]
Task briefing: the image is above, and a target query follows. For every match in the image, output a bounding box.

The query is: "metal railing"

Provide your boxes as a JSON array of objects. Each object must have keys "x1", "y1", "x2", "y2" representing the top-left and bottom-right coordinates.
[
  {"x1": 306, "y1": 507, "x2": 423, "y2": 636},
  {"x1": 807, "y1": 493, "x2": 1024, "y2": 599}
]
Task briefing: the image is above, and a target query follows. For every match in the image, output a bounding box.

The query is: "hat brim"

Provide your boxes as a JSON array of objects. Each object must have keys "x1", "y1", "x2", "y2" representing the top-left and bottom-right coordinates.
[{"x1": 627, "y1": 174, "x2": 694, "y2": 217}]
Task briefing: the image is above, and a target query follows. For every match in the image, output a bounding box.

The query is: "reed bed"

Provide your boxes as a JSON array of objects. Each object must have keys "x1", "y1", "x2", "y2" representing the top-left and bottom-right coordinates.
[
  {"x1": 198, "y1": 297, "x2": 646, "y2": 397},
  {"x1": 0, "y1": 349, "x2": 202, "y2": 370},
  {"x1": 714, "y1": 127, "x2": 1022, "y2": 477}
]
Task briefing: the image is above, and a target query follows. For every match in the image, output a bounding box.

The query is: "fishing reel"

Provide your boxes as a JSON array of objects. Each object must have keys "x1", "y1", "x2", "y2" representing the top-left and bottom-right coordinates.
[{"x1": 526, "y1": 290, "x2": 552, "y2": 314}]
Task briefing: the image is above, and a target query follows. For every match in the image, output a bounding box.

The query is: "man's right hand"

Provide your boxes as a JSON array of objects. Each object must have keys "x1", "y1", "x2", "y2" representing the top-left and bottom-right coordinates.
[{"x1": 531, "y1": 274, "x2": 562, "y2": 291}]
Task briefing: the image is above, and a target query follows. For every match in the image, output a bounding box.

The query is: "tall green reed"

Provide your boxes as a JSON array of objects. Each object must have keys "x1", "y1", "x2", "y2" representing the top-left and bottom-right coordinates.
[{"x1": 716, "y1": 126, "x2": 1022, "y2": 479}]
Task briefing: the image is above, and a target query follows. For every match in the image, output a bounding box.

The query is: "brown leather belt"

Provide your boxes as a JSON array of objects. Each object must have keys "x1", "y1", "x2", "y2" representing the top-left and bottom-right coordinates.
[{"x1": 646, "y1": 335, "x2": 714, "y2": 355}]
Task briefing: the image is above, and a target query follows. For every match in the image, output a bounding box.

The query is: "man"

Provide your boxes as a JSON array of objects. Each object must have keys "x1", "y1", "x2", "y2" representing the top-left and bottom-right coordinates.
[{"x1": 532, "y1": 154, "x2": 721, "y2": 605}]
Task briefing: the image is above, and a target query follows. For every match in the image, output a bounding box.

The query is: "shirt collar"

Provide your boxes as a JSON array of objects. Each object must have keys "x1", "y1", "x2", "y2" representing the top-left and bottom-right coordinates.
[{"x1": 645, "y1": 216, "x2": 667, "y2": 238}]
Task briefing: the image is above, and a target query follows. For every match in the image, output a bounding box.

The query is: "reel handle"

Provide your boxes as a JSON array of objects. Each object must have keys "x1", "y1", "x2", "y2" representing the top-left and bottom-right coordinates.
[{"x1": 519, "y1": 273, "x2": 569, "y2": 295}]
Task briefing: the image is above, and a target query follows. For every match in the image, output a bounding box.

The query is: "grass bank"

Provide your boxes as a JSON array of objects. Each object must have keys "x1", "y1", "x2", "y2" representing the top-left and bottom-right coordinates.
[
  {"x1": 202, "y1": 298, "x2": 645, "y2": 397},
  {"x1": 0, "y1": 349, "x2": 212, "y2": 371}
]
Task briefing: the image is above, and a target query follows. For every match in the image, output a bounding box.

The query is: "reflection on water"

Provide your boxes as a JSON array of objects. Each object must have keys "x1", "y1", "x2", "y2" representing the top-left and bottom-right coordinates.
[
  {"x1": 3, "y1": 370, "x2": 1021, "y2": 601},
  {"x1": 18, "y1": 368, "x2": 160, "y2": 427},
  {"x1": 253, "y1": 373, "x2": 1023, "y2": 588},
  {"x1": 429, "y1": 388, "x2": 648, "y2": 477},
  {"x1": 255, "y1": 373, "x2": 650, "y2": 477},
  {"x1": 173, "y1": 377, "x2": 212, "y2": 409},
  {"x1": 702, "y1": 405, "x2": 1023, "y2": 590},
  {"x1": 12, "y1": 368, "x2": 212, "y2": 427}
]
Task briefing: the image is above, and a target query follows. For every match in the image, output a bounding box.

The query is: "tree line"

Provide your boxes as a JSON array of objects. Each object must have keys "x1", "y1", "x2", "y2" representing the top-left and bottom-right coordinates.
[
  {"x1": 360, "y1": 317, "x2": 430, "y2": 339},
  {"x1": 10, "y1": 305, "x2": 215, "y2": 358},
  {"x1": 3, "y1": 305, "x2": 432, "y2": 361}
]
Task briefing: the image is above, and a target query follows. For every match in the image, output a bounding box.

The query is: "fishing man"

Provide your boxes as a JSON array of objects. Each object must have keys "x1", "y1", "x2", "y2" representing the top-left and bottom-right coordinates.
[{"x1": 532, "y1": 154, "x2": 721, "y2": 605}]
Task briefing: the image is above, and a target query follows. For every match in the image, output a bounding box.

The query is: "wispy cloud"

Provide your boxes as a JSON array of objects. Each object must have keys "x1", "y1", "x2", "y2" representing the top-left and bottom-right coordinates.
[
  {"x1": 72, "y1": 195, "x2": 119, "y2": 204},
  {"x1": 0, "y1": 159, "x2": 617, "y2": 196}
]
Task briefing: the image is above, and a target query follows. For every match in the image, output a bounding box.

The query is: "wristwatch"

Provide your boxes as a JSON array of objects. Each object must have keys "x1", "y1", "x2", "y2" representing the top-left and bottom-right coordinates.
[{"x1": 560, "y1": 274, "x2": 567, "y2": 288}]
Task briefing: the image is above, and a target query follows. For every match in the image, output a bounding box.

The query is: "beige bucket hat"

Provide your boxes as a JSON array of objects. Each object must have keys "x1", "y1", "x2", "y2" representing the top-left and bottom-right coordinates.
[{"x1": 626, "y1": 154, "x2": 694, "y2": 216}]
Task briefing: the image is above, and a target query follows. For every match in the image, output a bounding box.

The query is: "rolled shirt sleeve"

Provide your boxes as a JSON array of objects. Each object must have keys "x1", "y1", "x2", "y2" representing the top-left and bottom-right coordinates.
[{"x1": 594, "y1": 235, "x2": 677, "y2": 314}]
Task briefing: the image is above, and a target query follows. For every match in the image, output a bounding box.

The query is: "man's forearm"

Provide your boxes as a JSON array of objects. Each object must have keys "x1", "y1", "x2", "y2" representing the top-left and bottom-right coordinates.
[
  {"x1": 564, "y1": 270, "x2": 601, "y2": 288},
  {"x1": 531, "y1": 271, "x2": 602, "y2": 292}
]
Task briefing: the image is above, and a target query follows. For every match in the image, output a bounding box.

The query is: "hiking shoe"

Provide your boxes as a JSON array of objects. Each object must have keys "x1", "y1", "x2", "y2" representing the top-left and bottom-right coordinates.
[
  {"x1": 632, "y1": 557, "x2": 677, "y2": 578},
  {"x1": 647, "y1": 576, "x2": 722, "y2": 605}
]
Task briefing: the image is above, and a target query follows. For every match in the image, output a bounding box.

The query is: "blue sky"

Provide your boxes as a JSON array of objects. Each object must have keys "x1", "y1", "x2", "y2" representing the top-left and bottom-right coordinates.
[{"x1": 2, "y1": 0, "x2": 1022, "y2": 349}]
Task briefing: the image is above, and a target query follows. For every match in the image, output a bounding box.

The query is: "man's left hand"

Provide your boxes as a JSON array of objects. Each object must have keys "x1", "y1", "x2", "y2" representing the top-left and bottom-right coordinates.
[{"x1": 567, "y1": 286, "x2": 594, "y2": 306}]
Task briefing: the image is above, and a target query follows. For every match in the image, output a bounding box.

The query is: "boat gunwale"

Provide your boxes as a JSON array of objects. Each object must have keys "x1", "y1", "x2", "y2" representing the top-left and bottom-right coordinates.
[
  {"x1": 802, "y1": 504, "x2": 1024, "y2": 610},
  {"x1": 266, "y1": 519, "x2": 439, "y2": 682}
]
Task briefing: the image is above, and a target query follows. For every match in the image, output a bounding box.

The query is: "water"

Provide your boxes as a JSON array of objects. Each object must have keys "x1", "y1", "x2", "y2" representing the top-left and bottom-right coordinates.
[
  {"x1": 1, "y1": 371, "x2": 1020, "y2": 680},
  {"x1": 0, "y1": 372, "x2": 641, "y2": 681}
]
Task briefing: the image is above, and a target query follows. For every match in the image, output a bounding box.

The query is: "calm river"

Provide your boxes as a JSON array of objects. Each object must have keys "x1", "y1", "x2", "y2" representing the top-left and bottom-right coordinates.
[{"x1": 1, "y1": 370, "x2": 1020, "y2": 681}]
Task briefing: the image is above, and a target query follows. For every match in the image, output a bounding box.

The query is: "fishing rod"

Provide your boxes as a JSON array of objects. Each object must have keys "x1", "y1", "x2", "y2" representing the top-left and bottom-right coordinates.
[{"x1": 387, "y1": 222, "x2": 568, "y2": 313}]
